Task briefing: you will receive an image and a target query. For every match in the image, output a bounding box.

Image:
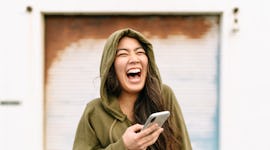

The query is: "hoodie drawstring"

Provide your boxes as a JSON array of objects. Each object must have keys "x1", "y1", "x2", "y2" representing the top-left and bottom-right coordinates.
[{"x1": 109, "y1": 119, "x2": 117, "y2": 143}]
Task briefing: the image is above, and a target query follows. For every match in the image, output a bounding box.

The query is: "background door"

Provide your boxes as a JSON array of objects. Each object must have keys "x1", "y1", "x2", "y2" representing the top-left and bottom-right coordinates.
[{"x1": 45, "y1": 15, "x2": 220, "y2": 150}]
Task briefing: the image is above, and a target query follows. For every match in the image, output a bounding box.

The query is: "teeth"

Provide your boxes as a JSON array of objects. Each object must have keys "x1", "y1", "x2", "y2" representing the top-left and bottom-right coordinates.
[{"x1": 127, "y1": 69, "x2": 140, "y2": 74}]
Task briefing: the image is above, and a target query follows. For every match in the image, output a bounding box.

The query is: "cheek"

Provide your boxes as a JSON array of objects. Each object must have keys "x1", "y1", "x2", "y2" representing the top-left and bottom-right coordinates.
[
  {"x1": 142, "y1": 57, "x2": 149, "y2": 71},
  {"x1": 114, "y1": 59, "x2": 126, "y2": 77}
]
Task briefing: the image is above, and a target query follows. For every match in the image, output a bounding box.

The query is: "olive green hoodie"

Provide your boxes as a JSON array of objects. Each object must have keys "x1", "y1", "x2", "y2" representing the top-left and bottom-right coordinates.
[{"x1": 73, "y1": 28, "x2": 192, "y2": 150}]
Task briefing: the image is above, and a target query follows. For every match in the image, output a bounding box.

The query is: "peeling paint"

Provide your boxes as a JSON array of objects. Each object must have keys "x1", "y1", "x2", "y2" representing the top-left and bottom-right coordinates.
[{"x1": 45, "y1": 15, "x2": 217, "y2": 84}]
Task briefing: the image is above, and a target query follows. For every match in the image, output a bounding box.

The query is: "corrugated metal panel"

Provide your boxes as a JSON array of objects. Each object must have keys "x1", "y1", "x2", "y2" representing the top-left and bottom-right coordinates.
[{"x1": 45, "y1": 15, "x2": 219, "y2": 150}]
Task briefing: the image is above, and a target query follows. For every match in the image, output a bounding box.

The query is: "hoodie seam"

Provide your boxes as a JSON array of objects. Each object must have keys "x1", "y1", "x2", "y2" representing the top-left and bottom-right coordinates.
[{"x1": 109, "y1": 119, "x2": 117, "y2": 143}]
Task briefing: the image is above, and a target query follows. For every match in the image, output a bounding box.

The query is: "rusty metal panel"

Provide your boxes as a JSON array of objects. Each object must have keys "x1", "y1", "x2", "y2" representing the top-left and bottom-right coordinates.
[{"x1": 45, "y1": 15, "x2": 220, "y2": 150}]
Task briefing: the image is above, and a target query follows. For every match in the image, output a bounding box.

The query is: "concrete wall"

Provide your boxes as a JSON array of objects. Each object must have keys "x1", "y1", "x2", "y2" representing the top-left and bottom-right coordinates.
[{"x1": 0, "y1": 0, "x2": 269, "y2": 149}]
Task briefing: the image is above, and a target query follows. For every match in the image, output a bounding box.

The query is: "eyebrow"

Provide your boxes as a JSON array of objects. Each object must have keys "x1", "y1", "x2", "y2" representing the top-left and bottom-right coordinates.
[{"x1": 116, "y1": 46, "x2": 144, "y2": 52}]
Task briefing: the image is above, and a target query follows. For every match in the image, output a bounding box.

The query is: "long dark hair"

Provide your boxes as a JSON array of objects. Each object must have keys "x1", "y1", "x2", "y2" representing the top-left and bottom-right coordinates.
[{"x1": 105, "y1": 36, "x2": 183, "y2": 150}]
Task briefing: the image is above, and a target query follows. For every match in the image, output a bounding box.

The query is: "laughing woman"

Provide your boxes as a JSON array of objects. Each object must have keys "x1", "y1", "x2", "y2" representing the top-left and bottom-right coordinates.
[{"x1": 73, "y1": 28, "x2": 192, "y2": 150}]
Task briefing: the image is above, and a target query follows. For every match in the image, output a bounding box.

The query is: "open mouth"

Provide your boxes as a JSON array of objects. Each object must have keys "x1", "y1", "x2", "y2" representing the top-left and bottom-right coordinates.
[{"x1": 127, "y1": 68, "x2": 141, "y2": 78}]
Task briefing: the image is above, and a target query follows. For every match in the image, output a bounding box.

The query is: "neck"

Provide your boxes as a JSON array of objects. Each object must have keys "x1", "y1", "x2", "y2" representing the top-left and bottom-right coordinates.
[{"x1": 118, "y1": 92, "x2": 138, "y2": 122}]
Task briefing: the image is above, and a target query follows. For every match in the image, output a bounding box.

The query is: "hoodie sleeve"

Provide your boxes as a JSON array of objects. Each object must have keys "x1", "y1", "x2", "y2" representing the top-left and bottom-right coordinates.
[
  {"x1": 72, "y1": 104, "x2": 127, "y2": 150},
  {"x1": 162, "y1": 84, "x2": 192, "y2": 150}
]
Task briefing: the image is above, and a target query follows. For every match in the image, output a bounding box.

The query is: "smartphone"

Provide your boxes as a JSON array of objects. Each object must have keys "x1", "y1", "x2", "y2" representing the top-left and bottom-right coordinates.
[{"x1": 142, "y1": 111, "x2": 170, "y2": 130}]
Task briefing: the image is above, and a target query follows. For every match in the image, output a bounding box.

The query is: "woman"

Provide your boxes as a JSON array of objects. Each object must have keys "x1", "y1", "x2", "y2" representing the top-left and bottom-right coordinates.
[{"x1": 73, "y1": 28, "x2": 192, "y2": 150}]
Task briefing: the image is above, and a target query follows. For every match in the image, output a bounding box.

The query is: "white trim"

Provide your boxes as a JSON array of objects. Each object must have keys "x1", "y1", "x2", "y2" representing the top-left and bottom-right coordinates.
[
  {"x1": 29, "y1": 2, "x2": 45, "y2": 149},
  {"x1": 37, "y1": 0, "x2": 228, "y2": 14}
]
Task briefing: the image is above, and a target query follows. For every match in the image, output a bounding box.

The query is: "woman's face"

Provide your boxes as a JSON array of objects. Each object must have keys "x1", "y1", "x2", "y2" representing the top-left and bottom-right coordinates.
[{"x1": 114, "y1": 37, "x2": 148, "y2": 95}]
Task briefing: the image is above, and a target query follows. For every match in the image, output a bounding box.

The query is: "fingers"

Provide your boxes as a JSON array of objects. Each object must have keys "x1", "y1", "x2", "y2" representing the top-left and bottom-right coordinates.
[
  {"x1": 138, "y1": 123, "x2": 159, "y2": 138},
  {"x1": 122, "y1": 123, "x2": 163, "y2": 150},
  {"x1": 137, "y1": 123, "x2": 164, "y2": 147},
  {"x1": 122, "y1": 124, "x2": 145, "y2": 150},
  {"x1": 141, "y1": 127, "x2": 164, "y2": 146}
]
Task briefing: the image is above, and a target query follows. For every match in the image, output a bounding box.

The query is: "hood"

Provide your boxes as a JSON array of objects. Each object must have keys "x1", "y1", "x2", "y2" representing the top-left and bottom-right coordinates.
[{"x1": 99, "y1": 28, "x2": 162, "y2": 121}]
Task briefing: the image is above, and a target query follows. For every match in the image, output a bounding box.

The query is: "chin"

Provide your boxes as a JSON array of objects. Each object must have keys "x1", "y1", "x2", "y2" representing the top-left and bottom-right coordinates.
[{"x1": 125, "y1": 85, "x2": 145, "y2": 94}]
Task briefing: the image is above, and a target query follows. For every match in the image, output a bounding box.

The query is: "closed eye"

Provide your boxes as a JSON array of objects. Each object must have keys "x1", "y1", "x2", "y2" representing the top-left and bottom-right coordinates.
[
  {"x1": 136, "y1": 48, "x2": 146, "y2": 55},
  {"x1": 137, "y1": 51, "x2": 145, "y2": 55},
  {"x1": 117, "y1": 53, "x2": 128, "y2": 57},
  {"x1": 116, "y1": 49, "x2": 128, "y2": 57}
]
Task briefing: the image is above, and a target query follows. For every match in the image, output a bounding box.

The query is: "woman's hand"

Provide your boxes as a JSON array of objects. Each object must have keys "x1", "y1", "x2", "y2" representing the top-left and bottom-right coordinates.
[{"x1": 122, "y1": 123, "x2": 164, "y2": 150}]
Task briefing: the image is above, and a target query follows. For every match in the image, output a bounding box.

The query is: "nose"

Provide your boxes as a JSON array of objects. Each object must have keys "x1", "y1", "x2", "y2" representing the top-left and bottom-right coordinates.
[{"x1": 128, "y1": 53, "x2": 140, "y2": 64}]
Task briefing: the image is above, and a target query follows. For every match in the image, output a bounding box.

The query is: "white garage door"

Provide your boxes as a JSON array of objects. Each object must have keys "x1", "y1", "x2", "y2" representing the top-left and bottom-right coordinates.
[{"x1": 45, "y1": 15, "x2": 220, "y2": 150}]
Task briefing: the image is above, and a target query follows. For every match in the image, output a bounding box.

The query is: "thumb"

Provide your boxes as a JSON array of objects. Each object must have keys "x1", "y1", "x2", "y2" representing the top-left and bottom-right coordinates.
[{"x1": 129, "y1": 124, "x2": 143, "y2": 132}]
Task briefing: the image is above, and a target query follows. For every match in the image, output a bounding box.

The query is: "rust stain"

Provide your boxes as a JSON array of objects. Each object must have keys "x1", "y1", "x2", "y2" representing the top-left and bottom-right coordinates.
[{"x1": 45, "y1": 15, "x2": 217, "y2": 84}]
